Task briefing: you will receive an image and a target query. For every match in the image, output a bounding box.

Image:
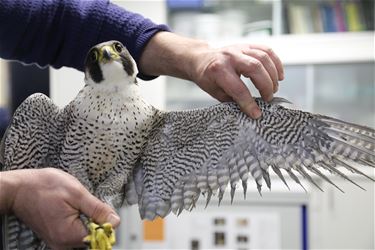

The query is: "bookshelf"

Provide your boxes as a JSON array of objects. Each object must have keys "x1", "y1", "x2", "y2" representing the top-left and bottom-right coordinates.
[
  {"x1": 167, "y1": 0, "x2": 374, "y2": 37},
  {"x1": 284, "y1": 0, "x2": 374, "y2": 34}
]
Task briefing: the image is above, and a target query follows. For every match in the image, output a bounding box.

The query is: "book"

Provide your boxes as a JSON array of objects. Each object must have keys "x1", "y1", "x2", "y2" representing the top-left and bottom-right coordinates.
[
  {"x1": 320, "y1": 3, "x2": 337, "y2": 32},
  {"x1": 334, "y1": 0, "x2": 347, "y2": 32},
  {"x1": 288, "y1": 4, "x2": 314, "y2": 34},
  {"x1": 344, "y1": 0, "x2": 365, "y2": 31},
  {"x1": 312, "y1": 4, "x2": 324, "y2": 33}
]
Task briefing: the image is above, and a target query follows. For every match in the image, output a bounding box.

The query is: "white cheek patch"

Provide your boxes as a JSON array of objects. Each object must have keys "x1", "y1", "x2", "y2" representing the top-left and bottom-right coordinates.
[{"x1": 101, "y1": 61, "x2": 127, "y2": 81}]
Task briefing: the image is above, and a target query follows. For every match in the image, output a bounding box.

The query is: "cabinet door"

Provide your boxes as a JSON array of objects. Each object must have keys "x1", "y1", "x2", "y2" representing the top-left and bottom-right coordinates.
[{"x1": 313, "y1": 62, "x2": 374, "y2": 126}]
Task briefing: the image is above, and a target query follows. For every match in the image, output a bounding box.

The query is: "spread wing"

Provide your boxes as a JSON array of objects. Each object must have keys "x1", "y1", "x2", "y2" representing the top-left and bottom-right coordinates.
[
  {"x1": 0, "y1": 93, "x2": 70, "y2": 170},
  {"x1": 0, "y1": 93, "x2": 73, "y2": 249},
  {"x1": 127, "y1": 98, "x2": 375, "y2": 220}
]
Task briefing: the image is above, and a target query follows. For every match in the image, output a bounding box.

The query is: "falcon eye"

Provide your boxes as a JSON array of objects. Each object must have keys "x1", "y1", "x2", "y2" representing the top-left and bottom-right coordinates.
[
  {"x1": 91, "y1": 50, "x2": 98, "y2": 62},
  {"x1": 113, "y1": 42, "x2": 123, "y2": 53}
]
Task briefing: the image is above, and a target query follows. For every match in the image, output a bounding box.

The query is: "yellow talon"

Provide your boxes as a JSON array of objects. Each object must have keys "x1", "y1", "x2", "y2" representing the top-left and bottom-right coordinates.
[
  {"x1": 83, "y1": 221, "x2": 116, "y2": 250},
  {"x1": 102, "y1": 223, "x2": 116, "y2": 245}
]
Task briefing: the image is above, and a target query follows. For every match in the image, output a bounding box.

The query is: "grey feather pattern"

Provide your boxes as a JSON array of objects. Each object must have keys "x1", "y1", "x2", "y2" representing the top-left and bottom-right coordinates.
[
  {"x1": 1, "y1": 94, "x2": 68, "y2": 249},
  {"x1": 131, "y1": 100, "x2": 375, "y2": 220},
  {"x1": 1, "y1": 91, "x2": 375, "y2": 248}
]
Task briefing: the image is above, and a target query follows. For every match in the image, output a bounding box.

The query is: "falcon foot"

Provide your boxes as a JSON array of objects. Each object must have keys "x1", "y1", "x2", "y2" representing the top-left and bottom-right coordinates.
[{"x1": 83, "y1": 221, "x2": 116, "y2": 250}]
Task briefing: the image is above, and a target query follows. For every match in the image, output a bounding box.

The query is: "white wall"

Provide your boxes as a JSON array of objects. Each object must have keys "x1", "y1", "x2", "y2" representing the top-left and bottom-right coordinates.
[
  {"x1": 309, "y1": 177, "x2": 374, "y2": 249},
  {"x1": 0, "y1": 59, "x2": 9, "y2": 107}
]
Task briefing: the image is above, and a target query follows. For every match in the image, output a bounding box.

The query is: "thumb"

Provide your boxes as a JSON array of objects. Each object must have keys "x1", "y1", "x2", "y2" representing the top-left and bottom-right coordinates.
[{"x1": 78, "y1": 192, "x2": 120, "y2": 228}]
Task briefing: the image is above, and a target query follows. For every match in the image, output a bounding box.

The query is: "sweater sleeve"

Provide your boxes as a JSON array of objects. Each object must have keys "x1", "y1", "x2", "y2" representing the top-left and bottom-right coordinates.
[{"x1": 0, "y1": 0, "x2": 170, "y2": 80}]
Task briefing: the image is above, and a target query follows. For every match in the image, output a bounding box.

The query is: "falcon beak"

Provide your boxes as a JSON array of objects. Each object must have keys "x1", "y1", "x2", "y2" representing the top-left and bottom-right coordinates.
[
  {"x1": 102, "y1": 47, "x2": 112, "y2": 61},
  {"x1": 99, "y1": 45, "x2": 120, "y2": 63}
]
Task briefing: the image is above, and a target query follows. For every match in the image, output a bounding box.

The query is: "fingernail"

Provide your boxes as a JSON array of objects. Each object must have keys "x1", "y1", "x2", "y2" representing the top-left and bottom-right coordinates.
[
  {"x1": 274, "y1": 82, "x2": 279, "y2": 93},
  {"x1": 107, "y1": 213, "x2": 120, "y2": 227},
  {"x1": 266, "y1": 94, "x2": 273, "y2": 102},
  {"x1": 251, "y1": 107, "x2": 262, "y2": 119}
]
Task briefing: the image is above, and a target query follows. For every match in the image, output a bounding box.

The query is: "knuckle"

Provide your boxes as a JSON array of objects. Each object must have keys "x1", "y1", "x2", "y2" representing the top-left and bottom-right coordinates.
[
  {"x1": 257, "y1": 80, "x2": 272, "y2": 93},
  {"x1": 248, "y1": 59, "x2": 262, "y2": 72},
  {"x1": 264, "y1": 46, "x2": 274, "y2": 55},
  {"x1": 69, "y1": 182, "x2": 86, "y2": 200},
  {"x1": 257, "y1": 51, "x2": 269, "y2": 62},
  {"x1": 231, "y1": 86, "x2": 246, "y2": 98},
  {"x1": 91, "y1": 202, "x2": 107, "y2": 220},
  {"x1": 254, "y1": 78, "x2": 273, "y2": 97},
  {"x1": 222, "y1": 49, "x2": 236, "y2": 59},
  {"x1": 243, "y1": 98, "x2": 256, "y2": 109},
  {"x1": 206, "y1": 60, "x2": 224, "y2": 74}
]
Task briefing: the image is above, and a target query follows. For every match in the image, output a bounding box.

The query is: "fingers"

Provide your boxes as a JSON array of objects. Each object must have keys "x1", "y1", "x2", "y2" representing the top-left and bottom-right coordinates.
[
  {"x1": 234, "y1": 54, "x2": 274, "y2": 102},
  {"x1": 78, "y1": 190, "x2": 120, "y2": 228},
  {"x1": 215, "y1": 93, "x2": 233, "y2": 102},
  {"x1": 219, "y1": 70, "x2": 261, "y2": 118},
  {"x1": 243, "y1": 49, "x2": 279, "y2": 93},
  {"x1": 249, "y1": 44, "x2": 284, "y2": 80},
  {"x1": 192, "y1": 43, "x2": 284, "y2": 119}
]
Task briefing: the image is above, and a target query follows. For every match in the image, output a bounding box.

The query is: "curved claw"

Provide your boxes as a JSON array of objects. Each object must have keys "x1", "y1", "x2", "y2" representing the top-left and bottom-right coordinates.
[{"x1": 83, "y1": 221, "x2": 116, "y2": 250}]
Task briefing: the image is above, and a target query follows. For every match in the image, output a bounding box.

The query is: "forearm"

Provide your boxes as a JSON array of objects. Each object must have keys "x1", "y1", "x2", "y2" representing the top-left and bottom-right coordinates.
[
  {"x1": 139, "y1": 32, "x2": 209, "y2": 81},
  {"x1": 0, "y1": 0, "x2": 169, "y2": 75},
  {"x1": 0, "y1": 171, "x2": 19, "y2": 214}
]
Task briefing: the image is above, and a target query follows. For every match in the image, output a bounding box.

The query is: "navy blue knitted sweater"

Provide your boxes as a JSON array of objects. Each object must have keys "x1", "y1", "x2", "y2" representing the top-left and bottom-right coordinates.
[{"x1": 0, "y1": 0, "x2": 170, "y2": 80}]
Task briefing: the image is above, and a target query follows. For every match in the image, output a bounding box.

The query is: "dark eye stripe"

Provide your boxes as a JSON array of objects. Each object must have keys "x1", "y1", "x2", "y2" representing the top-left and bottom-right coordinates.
[
  {"x1": 89, "y1": 62, "x2": 104, "y2": 83},
  {"x1": 91, "y1": 50, "x2": 98, "y2": 61},
  {"x1": 84, "y1": 47, "x2": 104, "y2": 83},
  {"x1": 120, "y1": 54, "x2": 134, "y2": 76}
]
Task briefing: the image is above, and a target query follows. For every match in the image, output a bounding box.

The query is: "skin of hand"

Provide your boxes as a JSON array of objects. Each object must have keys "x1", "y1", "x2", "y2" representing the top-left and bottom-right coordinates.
[
  {"x1": 0, "y1": 168, "x2": 120, "y2": 249},
  {"x1": 139, "y1": 32, "x2": 284, "y2": 119}
]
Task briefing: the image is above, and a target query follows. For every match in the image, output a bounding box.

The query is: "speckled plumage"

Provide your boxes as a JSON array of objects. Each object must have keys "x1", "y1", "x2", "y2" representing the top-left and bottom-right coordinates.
[{"x1": 1, "y1": 41, "x2": 375, "y2": 249}]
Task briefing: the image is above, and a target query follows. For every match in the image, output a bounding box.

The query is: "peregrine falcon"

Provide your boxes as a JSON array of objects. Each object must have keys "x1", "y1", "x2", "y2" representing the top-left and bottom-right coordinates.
[{"x1": 1, "y1": 40, "x2": 374, "y2": 249}]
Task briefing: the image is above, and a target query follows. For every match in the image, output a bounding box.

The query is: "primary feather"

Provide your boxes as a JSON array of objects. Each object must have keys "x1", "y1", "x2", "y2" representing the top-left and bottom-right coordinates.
[
  {"x1": 1, "y1": 41, "x2": 374, "y2": 248},
  {"x1": 128, "y1": 98, "x2": 375, "y2": 219}
]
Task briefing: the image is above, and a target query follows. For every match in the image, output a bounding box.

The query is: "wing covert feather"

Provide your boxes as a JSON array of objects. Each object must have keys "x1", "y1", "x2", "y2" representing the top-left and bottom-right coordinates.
[
  {"x1": 132, "y1": 99, "x2": 375, "y2": 220},
  {"x1": 1, "y1": 93, "x2": 69, "y2": 170},
  {"x1": 0, "y1": 93, "x2": 73, "y2": 249}
]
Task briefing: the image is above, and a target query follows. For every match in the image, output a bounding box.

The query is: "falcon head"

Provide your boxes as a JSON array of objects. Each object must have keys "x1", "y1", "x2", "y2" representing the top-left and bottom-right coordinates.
[{"x1": 84, "y1": 41, "x2": 138, "y2": 85}]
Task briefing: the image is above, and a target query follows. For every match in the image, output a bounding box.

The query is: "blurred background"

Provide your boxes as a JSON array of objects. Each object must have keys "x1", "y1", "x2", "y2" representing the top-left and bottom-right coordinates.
[{"x1": 0, "y1": 0, "x2": 374, "y2": 249}]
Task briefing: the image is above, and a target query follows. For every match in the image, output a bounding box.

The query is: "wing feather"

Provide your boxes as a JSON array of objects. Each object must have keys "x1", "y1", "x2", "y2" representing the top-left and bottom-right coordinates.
[
  {"x1": 133, "y1": 99, "x2": 375, "y2": 220},
  {"x1": 1, "y1": 93, "x2": 69, "y2": 170},
  {"x1": 0, "y1": 93, "x2": 70, "y2": 249}
]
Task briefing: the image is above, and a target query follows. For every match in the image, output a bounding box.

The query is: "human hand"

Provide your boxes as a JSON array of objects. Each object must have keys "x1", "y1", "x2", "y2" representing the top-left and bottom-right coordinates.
[
  {"x1": 189, "y1": 44, "x2": 284, "y2": 119},
  {"x1": 2, "y1": 168, "x2": 120, "y2": 249},
  {"x1": 139, "y1": 32, "x2": 284, "y2": 118}
]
